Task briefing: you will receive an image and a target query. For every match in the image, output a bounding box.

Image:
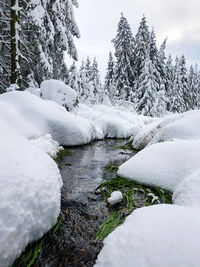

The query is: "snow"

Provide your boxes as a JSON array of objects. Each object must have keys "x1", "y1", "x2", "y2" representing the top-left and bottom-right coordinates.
[
  {"x1": 173, "y1": 171, "x2": 200, "y2": 208},
  {"x1": 118, "y1": 139, "x2": 200, "y2": 192},
  {"x1": 95, "y1": 205, "x2": 200, "y2": 267},
  {"x1": 0, "y1": 118, "x2": 62, "y2": 267},
  {"x1": 40, "y1": 80, "x2": 78, "y2": 111},
  {"x1": 29, "y1": 134, "x2": 61, "y2": 157},
  {"x1": 96, "y1": 110, "x2": 200, "y2": 267},
  {"x1": 77, "y1": 103, "x2": 149, "y2": 140},
  {"x1": 0, "y1": 91, "x2": 95, "y2": 146},
  {"x1": 107, "y1": 191, "x2": 123, "y2": 206},
  {"x1": 132, "y1": 110, "x2": 200, "y2": 150}
]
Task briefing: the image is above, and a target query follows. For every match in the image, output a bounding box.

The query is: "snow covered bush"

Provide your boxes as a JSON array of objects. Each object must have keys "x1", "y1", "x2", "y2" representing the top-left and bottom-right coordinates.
[{"x1": 40, "y1": 80, "x2": 78, "y2": 111}]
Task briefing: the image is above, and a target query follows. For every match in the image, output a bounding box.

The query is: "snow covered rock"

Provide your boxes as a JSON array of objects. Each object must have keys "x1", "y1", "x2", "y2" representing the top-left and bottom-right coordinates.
[
  {"x1": 0, "y1": 118, "x2": 62, "y2": 267},
  {"x1": 118, "y1": 139, "x2": 200, "y2": 192},
  {"x1": 107, "y1": 191, "x2": 123, "y2": 206},
  {"x1": 41, "y1": 79, "x2": 78, "y2": 111},
  {"x1": 95, "y1": 204, "x2": 200, "y2": 267}
]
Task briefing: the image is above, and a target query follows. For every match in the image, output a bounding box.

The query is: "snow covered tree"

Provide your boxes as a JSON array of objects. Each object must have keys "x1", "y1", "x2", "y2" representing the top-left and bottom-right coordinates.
[
  {"x1": 136, "y1": 54, "x2": 159, "y2": 117},
  {"x1": 165, "y1": 55, "x2": 174, "y2": 110},
  {"x1": 68, "y1": 61, "x2": 79, "y2": 92},
  {"x1": 170, "y1": 57, "x2": 185, "y2": 113},
  {"x1": 179, "y1": 55, "x2": 190, "y2": 111},
  {"x1": 0, "y1": 1, "x2": 10, "y2": 92},
  {"x1": 0, "y1": 0, "x2": 80, "y2": 91},
  {"x1": 91, "y1": 57, "x2": 102, "y2": 102},
  {"x1": 112, "y1": 13, "x2": 134, "y2": 99},
  {"x1": 188, "y1": 64, "x2": 199, "y2": 109},
  {"x1": 10, "y1": 0, "x2": 21, "y2": 89},
  {"x1": 104, "y1": 52, "x2": 115, "y2": 99},
  {"x1": 133, "y1": 15, "x2": 150, "y2": 79}
]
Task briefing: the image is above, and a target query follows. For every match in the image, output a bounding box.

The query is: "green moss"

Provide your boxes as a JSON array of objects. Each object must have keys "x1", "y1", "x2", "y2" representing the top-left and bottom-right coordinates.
[
  {"x1": 105, "y1": 162, "x2": 119, "y2": 173},
  {"x1": 95, "y1": 177, "x2": 172, "y2": 241},
  {"x1": 12, "y1": 217, "x2": 61, "y2": 267},
  {"x1": 54, "y1": 149, "x2": 75, "y2": 164}
]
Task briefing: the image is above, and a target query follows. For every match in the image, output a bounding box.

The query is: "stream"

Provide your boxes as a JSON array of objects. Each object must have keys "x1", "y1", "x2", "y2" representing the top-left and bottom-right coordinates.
[{"x1": 33, "y1": 139, "x2": 136, "y2": 267}]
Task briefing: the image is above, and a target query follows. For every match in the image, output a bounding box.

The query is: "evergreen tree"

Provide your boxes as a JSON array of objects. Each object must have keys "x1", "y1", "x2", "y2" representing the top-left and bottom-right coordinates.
[
  {"x1": 136, "y1": 54, "x2": 159, "y2": 116},
  {"x1": 91, "y1": 57, "x2": 102, "y2": 102},
  {"x1": 68, "y1": 61, "x2": 79, "y2": 92},
  {"x1": 112, "y1": 13, "x2": 134, "y2": 99},
  {"x1": 170, "y1": 57, "x2": 185, "y2": 113},
  {"x1": 165, "y1": 55, "x2": 174, "y2": 110},
  {"x1": 133, "y1": 15, "x2": 150, "y2": 79},
  {"x1": 188, "y1": 64, "x2": 199, "y2": 109},
  {"x1": 104, "y1": 51, "x2": 115, "y2": 99},
  {"x1": 179, "y1": 55, "x2": 190, "y2": 111},
  {"x1": 0, "y1": 1, "x2": 10, "y2": 92}
]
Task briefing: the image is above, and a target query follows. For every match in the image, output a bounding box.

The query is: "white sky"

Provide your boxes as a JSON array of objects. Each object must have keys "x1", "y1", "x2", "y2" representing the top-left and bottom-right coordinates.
[{"x1": 70, "y1": 0, "x2": 200, "y2": 78}]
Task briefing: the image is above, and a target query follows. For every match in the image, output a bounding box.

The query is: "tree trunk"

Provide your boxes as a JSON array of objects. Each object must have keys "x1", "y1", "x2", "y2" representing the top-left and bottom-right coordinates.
[{"x1": 10, "y1": 0, "x2": 21, "y2": 89}]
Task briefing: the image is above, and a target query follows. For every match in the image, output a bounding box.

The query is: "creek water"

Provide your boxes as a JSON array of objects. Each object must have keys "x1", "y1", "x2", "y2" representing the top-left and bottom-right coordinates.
[{"x1": 33, "y1": 139, "x2": 136, "y2": 267}]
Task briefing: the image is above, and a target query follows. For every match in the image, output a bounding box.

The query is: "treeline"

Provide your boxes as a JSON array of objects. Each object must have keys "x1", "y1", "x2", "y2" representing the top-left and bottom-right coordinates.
[
  {"x1": 71, "y1": 14, "x2": 200, "y2": 116},
  {"x1": 0, "y1": 0, "x2": 80, "y2": 92}
]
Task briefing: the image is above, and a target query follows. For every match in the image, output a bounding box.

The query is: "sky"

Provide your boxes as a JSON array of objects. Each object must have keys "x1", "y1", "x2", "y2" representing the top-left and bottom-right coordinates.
[{"x1": 70, "y1": 0, "x2": 200, "y2": 78}]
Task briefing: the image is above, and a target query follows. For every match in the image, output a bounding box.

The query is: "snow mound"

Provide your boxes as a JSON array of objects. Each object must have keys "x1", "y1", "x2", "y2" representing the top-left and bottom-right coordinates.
[
  {"x1": 0, "y1": 118, "x2": 62, "y2": 267},
  {"x1": 107, "y1": 191, "x2": 123, "y2": 206},
  {"x1": 132, "y1": 110, "x2": 200, "y2": 150},
  {"x1": 77, "y1": 104, "x2": 148, "y2": 139},
  {"x1": 173, "y1": 171, "x2": 200, "y2": 208},
  {"x1": 118, "y1": 139, "x2": 200, "y2": 192},
  {"x1": 41, "y1": 79, "x2": 78, "y2": 111},
  {"x1": 0, "y1": 91, "x2": 95, "y2": 146},
  {"x1": 95, "y1": 205, "x2": 200, "y2": 267}
]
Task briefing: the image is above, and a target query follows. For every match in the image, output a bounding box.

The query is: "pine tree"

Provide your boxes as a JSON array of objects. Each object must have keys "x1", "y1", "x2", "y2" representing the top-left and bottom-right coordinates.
[
  {"x1": 0, "y1": 1, "x2": 10, "y2": 92},
  {"x1": 136, "y1": 54, "x2": 159, "y2": 117},
  {"x1": 179, "y1": 55, "x2": 190, "y2": 111},
  {"x1": 112, "y1": 13, "x2": 134, "y2": 100},
  {"x1": 188, "y1": 64, "x2": 199, "y2": 109},
  {"x1": 104, "y1": 51, "x2": 115, "y2": 99},
  {"x1": 91, "y1": 57, "x2": 102, "y2": 102},
  {"x1": 170, "y1": 57, "x2": 185, "y2": 113},
  {"x1": 165, "y1": 55, "x2": 174, "y2": 110},
  {"x1": 133, "y1": 15, "x2": 150, "y2": 79},
  {"x1": 68, "y1": 61, "x2": 79, "y2": 92}
]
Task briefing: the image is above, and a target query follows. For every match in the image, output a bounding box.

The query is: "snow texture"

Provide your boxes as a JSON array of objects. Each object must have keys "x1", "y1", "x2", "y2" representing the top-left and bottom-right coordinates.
[
  {"x1": 0, "y1": 91, "x2": 95, "y2": 146},
  {"x1": 95, "y1": 205, "x2": 200, "y2": 267},
  {"x1": 107, "y1": 191, "x2": 123, "y2": 206},
  {"x1": 118, "y1": 139, "x2": 200, "y2": 192},
  {"x1": 96, "y1": 110, "x2": 200, "y2": 267},
  {"x1": 40, "y1": 80, "x2": 78, "y2": 111},
  {"x1": 0, "y1": 118, "x2": 62, "y2": 267}
]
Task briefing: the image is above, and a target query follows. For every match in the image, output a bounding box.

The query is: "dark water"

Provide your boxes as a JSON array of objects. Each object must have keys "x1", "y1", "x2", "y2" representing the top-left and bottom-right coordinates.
[{"x1": 34, "y1": 139, "x2": 136, "y2": 267}]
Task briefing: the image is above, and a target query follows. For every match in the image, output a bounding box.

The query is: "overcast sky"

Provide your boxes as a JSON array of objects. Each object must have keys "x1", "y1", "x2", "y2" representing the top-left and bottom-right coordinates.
[{"x1": 72, "y1": 0, "x2": 200, "y2": 78}]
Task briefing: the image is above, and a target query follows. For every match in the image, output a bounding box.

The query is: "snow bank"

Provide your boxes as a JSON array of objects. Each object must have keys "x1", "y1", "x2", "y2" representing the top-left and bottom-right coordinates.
[
  {"x1": 118, "y1": 139, "x2": 200, "y2": 191},
  {"x1": 77, "y1": 104, "x2": 149, "y2": 139},
  {"x1": 95, "y1": 205, "x2": 200, "y2": 267},
  {"x1": 0, "y1": 91, "x2": 95, "y2": 146},
  {"x1": 96, "y1": 111, "x2": 200, "y2": 267},
  {"x1": 132, "y1": 110, "x2": 200, "y2": 150},
  {"x1": 0, "y1": 118, "x2": 62, "y2": 267},
  {"x1": 41, "y1": 80, "x2": 78, "y2": 111}
]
